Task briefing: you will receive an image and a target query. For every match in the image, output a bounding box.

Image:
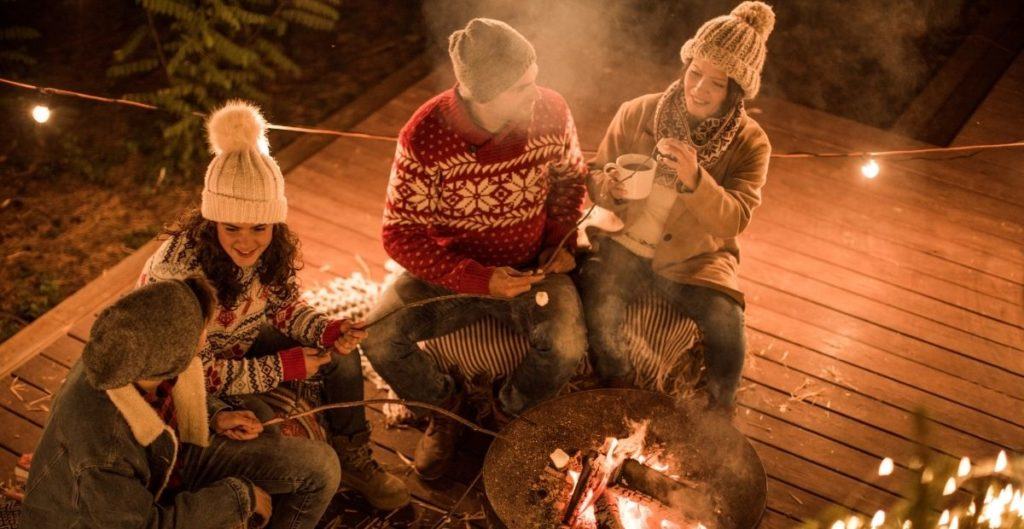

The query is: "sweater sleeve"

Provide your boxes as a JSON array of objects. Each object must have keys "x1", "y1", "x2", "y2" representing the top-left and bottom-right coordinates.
[
  {"x1": 541, "y1": 107, "x2": 587, "y2": 250},
  {"x1": 74, "y1": 464, "x2": 253, "y2": 529},
  {"x1": 381, "y1": 138, "x2": 494, "y2": 294},
  {"x1": 678, "y1": 128, "x2": 771, "y2": 238},
  {"x1": 199, "y1": 343, "x2": 300, "y2": 396}
]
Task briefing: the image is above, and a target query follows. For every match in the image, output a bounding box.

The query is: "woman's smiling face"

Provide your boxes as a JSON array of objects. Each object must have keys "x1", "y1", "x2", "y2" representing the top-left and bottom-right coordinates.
[
  {"x1": 683, "y1": 57, "x2": 730, "y2": 120},
  {"x1": 216, "y1": 222, "x2": 272, "y2": 267}
]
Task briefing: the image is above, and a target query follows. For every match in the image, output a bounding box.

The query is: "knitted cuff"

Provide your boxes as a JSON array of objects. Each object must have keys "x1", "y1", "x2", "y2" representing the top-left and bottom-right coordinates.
[
  {"x1": 320, "y1": 319, "x2": 345, "y2": 348},
  {"x1": 279, "y1": 347, "x2": 307, "y2": 381},
  {"x1": 458, "y1": 260, "x2": 495, "y2": 295}
]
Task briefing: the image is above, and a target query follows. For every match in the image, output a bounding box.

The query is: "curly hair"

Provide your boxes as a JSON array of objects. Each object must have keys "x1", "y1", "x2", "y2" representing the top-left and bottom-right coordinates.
[{"x1": 164, "y1": 209, "x2": 302, "y2": 309}]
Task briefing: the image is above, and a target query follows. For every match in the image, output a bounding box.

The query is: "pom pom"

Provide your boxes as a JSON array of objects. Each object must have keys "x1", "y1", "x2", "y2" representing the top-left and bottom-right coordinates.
[
  {"x1": 731, "y1": 1, "x2": 775, "y2": 38},
  {"x1": 207, "y1": 100, "x2": 267, "y2": 155}
]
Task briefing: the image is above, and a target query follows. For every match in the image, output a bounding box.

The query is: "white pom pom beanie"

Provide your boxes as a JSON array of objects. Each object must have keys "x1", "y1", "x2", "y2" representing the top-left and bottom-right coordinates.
[
  {"x1": 680, "y1": 1, "x2": 775, "y2": 99},
  {"x1": 201, "y1": 100, "x2": 287, "y2": 224}
]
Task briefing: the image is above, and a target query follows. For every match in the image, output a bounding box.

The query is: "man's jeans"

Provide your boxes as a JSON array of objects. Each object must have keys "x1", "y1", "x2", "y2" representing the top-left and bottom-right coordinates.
[
  {"x1": 248, "y1": 326, "x2": 370, "y2": 442},
  {"x1": 361, "y1": 272, "x2": 587, "y2": 415},
  {"x1": 579, "y1": 239, "x2": 746, "y2": 409},
  {"x1": 180, "y1": 429, "x2": 340, "y2": 529}
]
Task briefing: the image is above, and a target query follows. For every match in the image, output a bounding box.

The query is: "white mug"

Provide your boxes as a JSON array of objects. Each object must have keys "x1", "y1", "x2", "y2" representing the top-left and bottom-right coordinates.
[{"x1": 604, "y1": 153, "x2": 656, "y2": 200}]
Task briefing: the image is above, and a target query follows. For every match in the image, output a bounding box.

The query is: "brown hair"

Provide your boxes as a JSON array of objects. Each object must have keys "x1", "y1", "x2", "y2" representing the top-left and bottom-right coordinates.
[{"x1": 165, "y1": 209, "x2": 302, "y2": 309}]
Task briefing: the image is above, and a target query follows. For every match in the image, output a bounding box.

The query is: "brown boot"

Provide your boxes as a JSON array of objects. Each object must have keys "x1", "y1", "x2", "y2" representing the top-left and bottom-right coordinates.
[
  {"x1": 332, "y1": 435, "x2": 411, "y2": 510},
  {"x1": 413, "y1": 394, "x2": 463, "y2": 481}
]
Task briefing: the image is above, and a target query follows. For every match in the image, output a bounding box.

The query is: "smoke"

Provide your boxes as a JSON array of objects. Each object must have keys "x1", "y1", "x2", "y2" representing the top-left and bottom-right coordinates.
[{"x1": 420, "y1": 0, "x2": 977, "y2": 134}]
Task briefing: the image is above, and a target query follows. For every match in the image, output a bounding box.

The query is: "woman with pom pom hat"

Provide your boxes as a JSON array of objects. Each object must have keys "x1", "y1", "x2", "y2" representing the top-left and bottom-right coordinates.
[
  {"x1": 139, "y1": 101, "x2": 410, "y2": 511},
  {"x1": 581, "y1": 2, "x2": 775, "y2": 412}
]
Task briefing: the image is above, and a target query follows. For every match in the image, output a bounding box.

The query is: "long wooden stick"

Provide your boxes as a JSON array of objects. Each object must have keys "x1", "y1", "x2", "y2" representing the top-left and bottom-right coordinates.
[{"x1": 261, "y1": 398, "x2": 510, "y2": 440}]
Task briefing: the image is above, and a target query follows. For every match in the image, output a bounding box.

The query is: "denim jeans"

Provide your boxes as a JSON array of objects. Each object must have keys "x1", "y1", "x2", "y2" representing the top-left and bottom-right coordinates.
[
  {"x1": 361, "y1": 272, "x2": 587, "y2": 415},
  {"x1": 248, "y1": 326, "x2": 370, "y2": 442},
  {"x1": 180, "y1": 430, "x2": 340, "y2": 529},
  {"x1": 579, "y1": 238, "x2": 746, "y2": 409}
]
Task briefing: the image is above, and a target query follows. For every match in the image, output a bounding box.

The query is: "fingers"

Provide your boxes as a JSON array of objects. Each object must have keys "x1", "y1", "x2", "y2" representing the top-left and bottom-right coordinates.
[{"x1": 217, "y1": 411, "x2": 264, "y2": 440}]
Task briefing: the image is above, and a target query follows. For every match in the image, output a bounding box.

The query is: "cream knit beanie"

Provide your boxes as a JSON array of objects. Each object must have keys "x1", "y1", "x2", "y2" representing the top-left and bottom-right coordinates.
[
  {"x1": 449, "y1": 18, "x2": 537, "y2": 103},
  {"x1": 680, "y1": 1, "x2": 775, "y2": 99},
  {"x1": 201, "y1": 101, "x2": 287, "y2": 224}
]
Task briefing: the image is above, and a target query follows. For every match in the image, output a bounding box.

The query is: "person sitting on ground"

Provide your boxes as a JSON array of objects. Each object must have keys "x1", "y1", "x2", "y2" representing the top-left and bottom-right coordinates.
[
  {"x1": 361, "y1": 18, "x2": 589, "y2": 481},
  {"x1": 138, "y1": 101, "x2": 409, "y2": 510},
  {"x1": 20, "y1": 278, "x2": 341, "y2": 529},
  {"x1": 580, "y1": 1, "x2": 775, "y2": 412}
]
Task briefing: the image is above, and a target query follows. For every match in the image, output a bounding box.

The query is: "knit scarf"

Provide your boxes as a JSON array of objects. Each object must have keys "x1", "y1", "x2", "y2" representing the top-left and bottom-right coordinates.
[{"x1": 653, "y1": 79, "x2": 744, "y2": 185}]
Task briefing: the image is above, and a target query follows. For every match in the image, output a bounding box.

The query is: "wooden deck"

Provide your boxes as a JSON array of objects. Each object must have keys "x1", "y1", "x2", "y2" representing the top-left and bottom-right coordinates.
[{"x1": 2, "y1": 50, "x2": 1022, "y2": 527}]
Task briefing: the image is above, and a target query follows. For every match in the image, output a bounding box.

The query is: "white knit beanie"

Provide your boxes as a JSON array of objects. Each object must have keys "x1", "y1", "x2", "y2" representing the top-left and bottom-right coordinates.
[
  {"x1": 449, "y1": 18, "x2": 537, "y2": 103},
  {"x1": 201, "y1": 101, "x2": 287, "y2": 224},
  {"x1": 680, "y1": 1, "x2": 776, "y2": 99}
]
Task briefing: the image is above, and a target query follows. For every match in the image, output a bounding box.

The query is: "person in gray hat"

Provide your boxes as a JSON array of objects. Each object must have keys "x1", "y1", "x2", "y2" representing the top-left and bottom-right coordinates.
[
  {"x1": 20, "y1": 278, "x2": 341, "y2": 529},
  {"x1": 362, "y1": 17, "x2": 589, "y2": 480}
]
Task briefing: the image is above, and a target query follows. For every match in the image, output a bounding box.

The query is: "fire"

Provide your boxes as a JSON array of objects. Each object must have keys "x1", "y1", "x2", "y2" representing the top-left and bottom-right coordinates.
[{"x1": 563, "y1": 420, "x2": 695, "y2": 529}]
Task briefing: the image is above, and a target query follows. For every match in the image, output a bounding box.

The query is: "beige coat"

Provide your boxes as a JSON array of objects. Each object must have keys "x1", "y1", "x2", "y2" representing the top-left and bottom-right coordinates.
[{"x1": 587, "y1": 92, "x2": 771, "y2": 306}]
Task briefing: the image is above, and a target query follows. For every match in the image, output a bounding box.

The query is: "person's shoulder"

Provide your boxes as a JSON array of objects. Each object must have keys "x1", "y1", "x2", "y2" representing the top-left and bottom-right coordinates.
[
  {"x1": 737, "y1": 113, "x2": 771, "y2": 152},
  {"x1": 400, "y1": 90, "x2": 451, "y2": 145}
]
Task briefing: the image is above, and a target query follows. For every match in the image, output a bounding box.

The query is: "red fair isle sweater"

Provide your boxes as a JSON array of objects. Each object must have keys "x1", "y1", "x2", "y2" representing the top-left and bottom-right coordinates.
[{"x1": 382, "y1": 86, "x2": 587, "y2": 293}]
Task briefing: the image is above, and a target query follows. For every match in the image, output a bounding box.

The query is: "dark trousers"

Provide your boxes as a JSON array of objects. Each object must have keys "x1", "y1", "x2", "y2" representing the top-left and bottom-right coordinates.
[{"x1": 578, "y1": 239, "x2": 746, "y2": 408}]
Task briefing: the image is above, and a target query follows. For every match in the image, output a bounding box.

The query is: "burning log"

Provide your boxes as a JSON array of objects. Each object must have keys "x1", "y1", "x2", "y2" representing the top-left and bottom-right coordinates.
[
  {"x1": 594, "y1": 491, "x2": 625, "y2": 529},
  {"x1": 612, "y1": 459, "x2": 716, "y2": 525}
]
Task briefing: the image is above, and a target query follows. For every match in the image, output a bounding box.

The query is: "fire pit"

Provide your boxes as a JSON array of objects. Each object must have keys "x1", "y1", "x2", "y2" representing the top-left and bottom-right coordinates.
[{"x1": 482, "y1": 389, "x2": 766, "y2": 529}]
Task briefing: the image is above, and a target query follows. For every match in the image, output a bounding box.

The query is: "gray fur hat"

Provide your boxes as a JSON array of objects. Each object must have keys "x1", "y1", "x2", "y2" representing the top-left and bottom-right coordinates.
[
  {"x1": 448, "y1": 18, "x2": 536, "y2": 103},
  {"x1": 83, "y1": 279, "x2": 208, "y2": 390}
]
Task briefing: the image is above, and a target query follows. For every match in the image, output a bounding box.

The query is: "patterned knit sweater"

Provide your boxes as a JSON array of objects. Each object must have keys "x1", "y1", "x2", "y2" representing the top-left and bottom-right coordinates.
[
  {"x1": 382, "y1": 86, "x2": 587, "y2": 294},
  {"x1": 139, "y1": 235, "x2": 346, "y2": 396}
]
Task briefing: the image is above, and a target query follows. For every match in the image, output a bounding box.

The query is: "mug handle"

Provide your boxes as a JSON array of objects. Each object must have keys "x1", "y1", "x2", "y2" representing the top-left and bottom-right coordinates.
[{"x1": 604, "y1": 162, "x2": 621, "y2": 181}]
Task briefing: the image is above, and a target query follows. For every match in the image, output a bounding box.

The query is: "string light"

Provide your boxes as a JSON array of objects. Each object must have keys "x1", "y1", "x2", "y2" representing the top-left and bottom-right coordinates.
[
  {"x1": 871, "y1": 511, "x2": 885, "y2": 528},
  {"x1": 4, "y1": 76, "x2": 1024, "y2": 170},
  {"x1": 31, "y1": 104, "x2": 51, "y2": 123},
  {"x1": 943, "y1": 477, "x2": 957, "y2": 495},
  {"x1": 995, "y1": 450, "x2": 1008, "y2": 472},
  {"x1": 879, "y1": 457, "x2": 895, "y2": 476},
  {"x1": 861, "y1": 158, "x2": 880, "y2": 179},
  {"x1": 958, "y1": 457, "x2": 972, "y2": 477}
]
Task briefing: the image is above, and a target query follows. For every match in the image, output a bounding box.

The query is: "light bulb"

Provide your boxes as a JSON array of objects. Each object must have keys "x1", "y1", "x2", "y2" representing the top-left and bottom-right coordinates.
[
  {"x1": 878, "y1": 457, "x2": 894, "y2": 476},
  {"x1": 31, "y1": 105, "x2": 51, "y2": 123},
  {"x1": 861, "y1": 158, "x2": 880, "y2": 179}
]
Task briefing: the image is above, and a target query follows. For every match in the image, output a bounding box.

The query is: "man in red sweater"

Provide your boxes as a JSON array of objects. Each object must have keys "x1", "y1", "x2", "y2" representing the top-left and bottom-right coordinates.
[{"x1": 362, "y1": 18, "x2": 588, "y2": 480}]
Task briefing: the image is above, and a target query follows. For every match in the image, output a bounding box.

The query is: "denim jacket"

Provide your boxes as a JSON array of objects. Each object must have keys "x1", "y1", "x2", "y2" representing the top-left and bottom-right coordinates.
[{"x1": 20, "y1": 359, "x2": 253, "y2": 529}]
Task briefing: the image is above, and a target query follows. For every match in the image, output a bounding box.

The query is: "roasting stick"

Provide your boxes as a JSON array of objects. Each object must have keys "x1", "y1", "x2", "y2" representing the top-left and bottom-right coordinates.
[
  {"x1": 429, "y1": 469, "x2": 485, "y2": 529},
  {"x1": 261, "y1": 398, "x2": 538, "y2": 437}
]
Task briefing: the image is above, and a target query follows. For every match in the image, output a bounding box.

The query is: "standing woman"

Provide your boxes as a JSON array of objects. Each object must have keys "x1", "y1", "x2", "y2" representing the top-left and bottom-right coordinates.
[
  {"x1": 581, "y1": 2, "x2": 774, "y2": 411},
  {"x1": 139, "y1": 101, "x2": 410, "y2": 510}
]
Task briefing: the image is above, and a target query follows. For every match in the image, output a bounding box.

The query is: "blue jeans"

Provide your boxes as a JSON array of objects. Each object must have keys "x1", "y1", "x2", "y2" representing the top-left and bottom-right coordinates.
[
  {"x1": 579, "y1": 239, "x2": 746, "y2": 409},
  {"x1": 248, "y1": 326, "x2": 369, "y2": 442},
  {"x1": 361, "y1": 272, "x2": 587, "y2": 415},
  {"x1": 180, "y1": 430, "x2": 340, "y2": 529}
]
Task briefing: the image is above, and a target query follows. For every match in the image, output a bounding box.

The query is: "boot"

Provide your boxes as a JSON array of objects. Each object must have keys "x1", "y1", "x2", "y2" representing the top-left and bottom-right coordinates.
[
  {"x1": 332, "y1": 435, "x2": 411, "y2": 510},
  {"x1": 413, "y1": 393, "x2": 463, "y2": 481}
]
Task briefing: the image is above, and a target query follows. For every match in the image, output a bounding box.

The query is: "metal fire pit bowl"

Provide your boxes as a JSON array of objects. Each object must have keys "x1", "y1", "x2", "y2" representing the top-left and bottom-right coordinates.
[{"x1": 482, "y1": 389, "x2": 766, "y2": 529}]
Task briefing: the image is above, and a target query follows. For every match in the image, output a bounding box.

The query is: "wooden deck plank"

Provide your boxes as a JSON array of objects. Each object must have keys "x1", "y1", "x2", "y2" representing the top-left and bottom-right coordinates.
[
  {"x1": 743, "y1": 279, "x2": 1024, "y2": 403},
  {"x1": 756, "y1": 99, "x2": 1024, "y2": 208},
  {"x1": 750, "y1": 200, "x2": 1021, "y2": 306},
  {"x1": 744, "y1": 222, "x2": 1023, "y2": 329},
  {"x1": 743, "y1": 259, "x2": 1024, "y2": 377},
  {"x1": 745, "y1": 240, "x2": 1023, "y2": 349},
  {"x1": 746, "y1": 307, "x2": 1024, "y2": 427}
]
